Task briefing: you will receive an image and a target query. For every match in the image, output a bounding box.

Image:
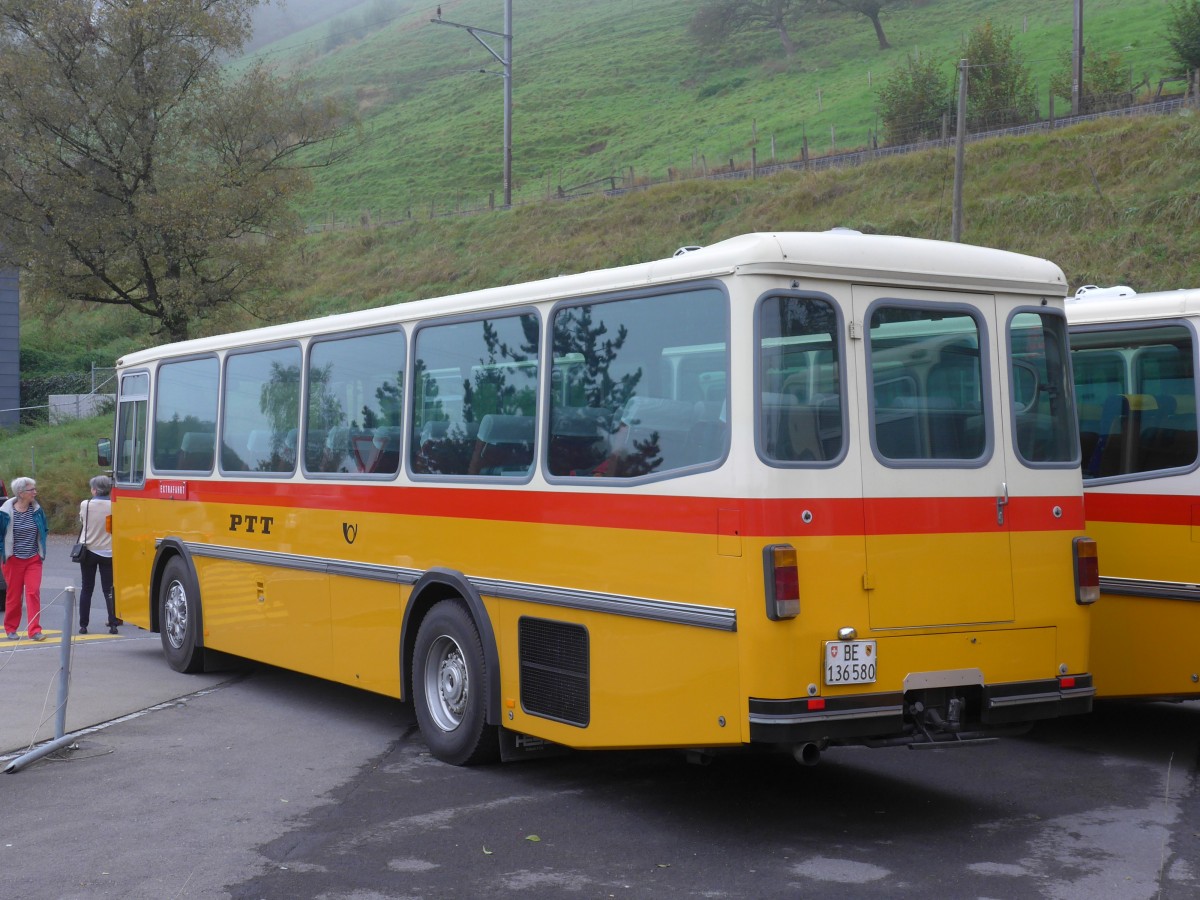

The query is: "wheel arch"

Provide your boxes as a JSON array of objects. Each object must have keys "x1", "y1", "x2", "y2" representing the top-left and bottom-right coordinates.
[
  {"x1": 150, "y1": 538, "x2": 203, "y2": 646},
  {"x1": 401, "y1": 568, "x2": 501, "y2": 727}
]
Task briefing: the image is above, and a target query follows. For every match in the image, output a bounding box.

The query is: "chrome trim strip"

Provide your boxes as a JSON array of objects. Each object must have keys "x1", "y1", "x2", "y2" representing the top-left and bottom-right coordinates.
[
  {"x1": 986, "y1": 691, "x2": 1061, "y2": 708},
  {"x1": 748, "y1": 704, "x2": 902, "y2": 726},
  {"x1": 178, "y1": 541, "x2": 422, "y2": 584},
  {"x1": 1100, "y1": 576, "x2": 1200, "y2": 603},
  {"x1": 167, "y1": 541, "x2": 737, "y2": 632},
  {"x1": 469, "y1": 576, "x2": 737, "y2": 631}
]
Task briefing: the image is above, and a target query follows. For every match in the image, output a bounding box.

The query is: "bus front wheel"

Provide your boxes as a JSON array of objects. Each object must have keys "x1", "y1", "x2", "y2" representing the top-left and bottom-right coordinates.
[
  {"x1": 412, "y1": 600, "x2": 498, "y2": 766},
  {"x1": 159, "y1": 557, "x2": 204, "y2": 674}
]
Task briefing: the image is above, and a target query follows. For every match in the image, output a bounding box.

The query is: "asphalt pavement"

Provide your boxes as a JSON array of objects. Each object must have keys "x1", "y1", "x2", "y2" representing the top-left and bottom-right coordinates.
[{"x1": 0, "y1": 535, "x2": 231, "y2": 759}]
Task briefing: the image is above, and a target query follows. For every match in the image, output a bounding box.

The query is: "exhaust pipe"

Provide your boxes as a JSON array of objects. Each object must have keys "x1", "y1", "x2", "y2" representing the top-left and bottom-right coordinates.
[{"x1": 792, "y1": 742, "x2": 821, "y2": 766}]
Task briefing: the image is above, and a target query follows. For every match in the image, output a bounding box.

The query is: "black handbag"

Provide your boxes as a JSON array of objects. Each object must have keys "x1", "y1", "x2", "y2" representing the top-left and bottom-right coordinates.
[{"x1": 71, "y1": 500, "x2": 88, "y2": 562}]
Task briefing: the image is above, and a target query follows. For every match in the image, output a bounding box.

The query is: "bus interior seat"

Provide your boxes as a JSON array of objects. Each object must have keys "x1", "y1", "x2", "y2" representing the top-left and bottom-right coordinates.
[
  {"x1": 412, "y1": 419, "x2": 479, "y2": 475},
  {"x1": 549, "y1": 406, "x2": 612, "y2": 474},
  {"x1": 322, "y1": 426, "x2": 360, "y2": 473},
  {"x1": 367, "y1": 425, "x2": 402, "y2": 473},
  {"x1": 617, "y1": 397, "x2": 696, "y2": 471},
  {"x1": 177, "y1": 431, "x2": 215, "y2": 470},
  {"x1": 468, "y1": 414, "x2": 535, "y2": 475},
  {"x1": 1076, "y1": 401, "x2": 1104, "y2": 468},
  {"x1": 786, "y1": 403, "x2": 824, "y2": 461},
  {"x1": 301, "y1": 428, "x2": 327, "y2": 469},
  {"x1": 246, "y1": 429, "x2": 273, "y2": 460},
  {"x1": 874, "y1": 395, "x2": 925, "y2": 459},
  {"x1": 1087, "y1": 394, "x2": 1153, "y2": 477},
  {"x1": 685, "y1": 400, "x2": 727, "y2": 465},
  {"x1": 760, "y1": 392, "x2": 798, "y2": 458},
  {"x1": 1139, "y1": 393, "x2": 1198, "y2": 471}
]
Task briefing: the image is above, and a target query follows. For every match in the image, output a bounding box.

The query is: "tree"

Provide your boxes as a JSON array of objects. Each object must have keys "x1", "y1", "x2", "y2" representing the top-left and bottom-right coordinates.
[
  {"x1": 1049, "y1": 47, "x2": 1132, "y2": 114},
  {"x1": 962, "y1": 21, "x2": 1038, "y2": 130},
  {"x1": 876, "y1": 53, "x2": 952, "y2": 144},
  {"x1": 1166, "y1": 0, "x2": 1200, "y2": 73},
  {"x1": 689, "y1": 0, "x2": 804, "y2": 58},
  {"x1": 821, "y1": 0, "x2": 903, "y2": 51},
  {"x1": 0, "y1": 0, "x2": 353, "y2": 342}
]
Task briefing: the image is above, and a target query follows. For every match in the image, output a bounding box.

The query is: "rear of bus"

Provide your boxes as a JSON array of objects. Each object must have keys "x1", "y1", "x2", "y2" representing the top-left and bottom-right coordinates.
[
  {"x1": 1068, "y1": 286, "x2": 1200, "y2": 699},
  {"x1": 735, "y1": 234, "x2": 1096, "y2": 757}
]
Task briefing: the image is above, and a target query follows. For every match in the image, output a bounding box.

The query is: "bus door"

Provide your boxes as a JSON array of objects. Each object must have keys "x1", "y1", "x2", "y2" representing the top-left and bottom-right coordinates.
[{"x1": 851, "y1": 288, "x2": 1017, "y2": 629}]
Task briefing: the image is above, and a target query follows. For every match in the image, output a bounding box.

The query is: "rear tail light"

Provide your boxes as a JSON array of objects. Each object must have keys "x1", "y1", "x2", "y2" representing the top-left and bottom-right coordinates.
[
  {"x1": 1073, "y1": 537, "x2": 1099, "y2": 604},
  {"x1": 764, "y1": 544, "x2": 800, "y2": 620}
]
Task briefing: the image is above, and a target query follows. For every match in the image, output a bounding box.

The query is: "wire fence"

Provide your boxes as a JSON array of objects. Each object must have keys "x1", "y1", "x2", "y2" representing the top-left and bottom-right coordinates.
[
  {"x1": 309, "y1": 93, "x2": 1198, "y2": 230},
  {"x1": 4, "y1": 366, "x2": 117, "y2": 428}
]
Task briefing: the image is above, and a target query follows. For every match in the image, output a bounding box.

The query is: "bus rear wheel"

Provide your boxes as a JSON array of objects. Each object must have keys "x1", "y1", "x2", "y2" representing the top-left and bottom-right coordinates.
[
  {"x1": 412, "y1": 600, "x2": 498, "y2": 766},
  {"x1": 159, "y1": 557, "x2": 204, "y2": 674}
]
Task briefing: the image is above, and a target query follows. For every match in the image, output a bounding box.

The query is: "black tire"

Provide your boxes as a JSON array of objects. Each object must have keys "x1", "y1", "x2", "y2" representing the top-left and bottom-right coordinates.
[
  {"x1": 412, "y1": 600, "x2": 499, "y2": 766},
  {"x1": 159, "y1": 556, "x2": 204, "y2": 674}
]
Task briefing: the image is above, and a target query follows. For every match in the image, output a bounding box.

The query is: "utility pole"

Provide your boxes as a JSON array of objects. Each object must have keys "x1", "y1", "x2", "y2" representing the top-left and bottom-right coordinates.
[
  {"x1": 951, "y1": 59, "x2": 968, "y2": 243},
  {"x1": 1072, "y1": 0, "x2": 1084, "y2": 116},
  {"x1": 432, "y1": 1, "x2": 513, "y2": 208}
]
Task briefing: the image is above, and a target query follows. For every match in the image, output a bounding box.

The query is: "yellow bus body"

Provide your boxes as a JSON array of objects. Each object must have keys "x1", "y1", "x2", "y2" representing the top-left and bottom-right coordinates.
[{"x1": 107, "y1": 231, "x2": 1095, "y2": 763}]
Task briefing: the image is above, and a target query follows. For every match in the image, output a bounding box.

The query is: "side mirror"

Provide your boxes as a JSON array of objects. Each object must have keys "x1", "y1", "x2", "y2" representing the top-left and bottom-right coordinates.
[{"x1": 97, "y1": 438, "x2": 112, "y2": 468}]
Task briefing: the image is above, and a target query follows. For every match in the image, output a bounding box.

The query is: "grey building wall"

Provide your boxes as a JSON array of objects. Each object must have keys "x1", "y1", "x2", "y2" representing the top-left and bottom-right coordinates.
[{"x1": 0, "y1": 266, "x2": 18, "y2": 428}]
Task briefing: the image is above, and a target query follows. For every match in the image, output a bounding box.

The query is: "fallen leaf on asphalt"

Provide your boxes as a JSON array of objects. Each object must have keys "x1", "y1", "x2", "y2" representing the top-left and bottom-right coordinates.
[
  {"x1": 525, "y1": 835, "x2": 541, "y2": 842},
  {"x1": 483, "y1": 847, "x2": 493, "y2": 855}
]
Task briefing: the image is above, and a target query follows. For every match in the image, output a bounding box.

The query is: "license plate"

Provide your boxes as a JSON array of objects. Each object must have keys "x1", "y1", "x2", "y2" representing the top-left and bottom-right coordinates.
[{"x1": 823, "y1": 640, "x2": 877, "y2": 686}]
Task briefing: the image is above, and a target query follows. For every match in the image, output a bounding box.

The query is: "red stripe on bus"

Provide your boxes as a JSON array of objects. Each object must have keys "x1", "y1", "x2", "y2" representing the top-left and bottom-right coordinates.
[
  {"x1": 1084, "y1": 491, "x2": 1195, "y2": 527},
  {"x1": 121, "y1": 480, "x2": 1084, "y2": 536}
]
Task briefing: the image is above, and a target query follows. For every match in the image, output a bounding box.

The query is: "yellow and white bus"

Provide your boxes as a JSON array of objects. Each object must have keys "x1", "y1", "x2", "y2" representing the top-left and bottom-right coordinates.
[
  {"x1": 1068, "y1": 285, "x2": 1200, "y2": 699},
  {"x1": 102, "y1": 230, "x2": 1096, "y2": 765}
]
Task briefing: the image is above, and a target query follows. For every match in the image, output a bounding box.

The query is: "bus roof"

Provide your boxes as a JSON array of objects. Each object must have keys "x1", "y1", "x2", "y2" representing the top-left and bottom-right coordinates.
[
  {"x1": 118, "y1": 230, "x2": 1067, "y2": 367},
  {"x1": 1067, "y1": 286, "x2": 1200, "y2": 326}
]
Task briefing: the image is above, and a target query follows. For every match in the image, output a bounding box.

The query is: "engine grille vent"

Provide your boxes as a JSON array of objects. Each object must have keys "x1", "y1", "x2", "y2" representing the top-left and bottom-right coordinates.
[{"x1": 519, "y1": 617, "x2": 590, "y2": 727}]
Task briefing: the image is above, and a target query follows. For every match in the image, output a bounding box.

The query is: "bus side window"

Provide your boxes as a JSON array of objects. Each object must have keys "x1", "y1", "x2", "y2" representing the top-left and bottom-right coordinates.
[
  {"x1": 304, "y1": 330, "x2": 405, "y2": 477},
  {"x1": 1071, "y1": 326, "x2": 1197, "y2": 478},
  {"x1": 410, "y1": 313, "x2": 539, "y2": 478},
  {"x1": 550, "y1": 287, "x2": 728, "y2": 479}
]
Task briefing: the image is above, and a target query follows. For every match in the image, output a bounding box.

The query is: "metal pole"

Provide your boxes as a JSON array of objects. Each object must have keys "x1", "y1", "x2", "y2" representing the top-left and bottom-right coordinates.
[
  {"x1": 503, "y1": 0, "x2": 512, "y2": 208},
  {"x1": 431, "y1": 3, "x2": 513, "y2": 209},
  {"x1": 5, "y1": 587, "x2": 77, "y2": 774},
  {"x1": 951, "y1": 59, "x2": 968, "y2": 243},
  {"x1": 1072, "y1": 0, "x2": 1084, "y2": 116},
  {"x1": 55, "y1": 587, "x2": 77, "y2": 739}
]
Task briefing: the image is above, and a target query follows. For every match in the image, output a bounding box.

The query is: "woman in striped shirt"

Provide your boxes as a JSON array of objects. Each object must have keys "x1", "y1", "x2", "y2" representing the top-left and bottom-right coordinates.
[{"x1": 1, "y1": 477, "x2": 49, "y2": 641}]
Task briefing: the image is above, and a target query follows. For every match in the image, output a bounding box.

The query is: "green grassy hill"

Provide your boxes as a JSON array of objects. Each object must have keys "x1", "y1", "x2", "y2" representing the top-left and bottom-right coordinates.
[
  {"x1": 12, "y1": 109, "x2": 1200, "y2": 529},
  {"x1": 251, "y1": 0, "x2": 1182, "y2": 221}
]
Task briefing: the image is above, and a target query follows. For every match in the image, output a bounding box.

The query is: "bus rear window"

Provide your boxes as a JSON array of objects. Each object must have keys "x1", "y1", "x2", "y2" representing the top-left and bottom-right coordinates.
[
  {"x1": 867, "y1": 305, "x2": 986, "y2": 464},
  {"x1": 758, "y1": 295, "x2": 844, "y2": 465}
]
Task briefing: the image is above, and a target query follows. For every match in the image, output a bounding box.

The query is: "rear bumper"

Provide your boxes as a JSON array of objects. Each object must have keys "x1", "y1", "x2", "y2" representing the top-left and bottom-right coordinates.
[{"x1": 748, "y1": 675, "x2": 1094, "y2": 746}]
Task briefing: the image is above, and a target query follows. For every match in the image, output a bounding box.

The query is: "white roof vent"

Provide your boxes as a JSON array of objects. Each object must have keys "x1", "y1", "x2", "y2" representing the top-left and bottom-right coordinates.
[
  {"x1": 673, "y1": 245, "x2": 703, "y2": 257},
  {"x1": 1073, "y1": 284, "x2": 1136, "y2": 299}
]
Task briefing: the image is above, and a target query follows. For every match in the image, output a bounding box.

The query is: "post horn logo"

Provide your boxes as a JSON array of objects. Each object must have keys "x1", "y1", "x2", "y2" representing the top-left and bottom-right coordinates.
[{"x1": 342, "y1": 522, "x2": 358, "y2": 544}]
